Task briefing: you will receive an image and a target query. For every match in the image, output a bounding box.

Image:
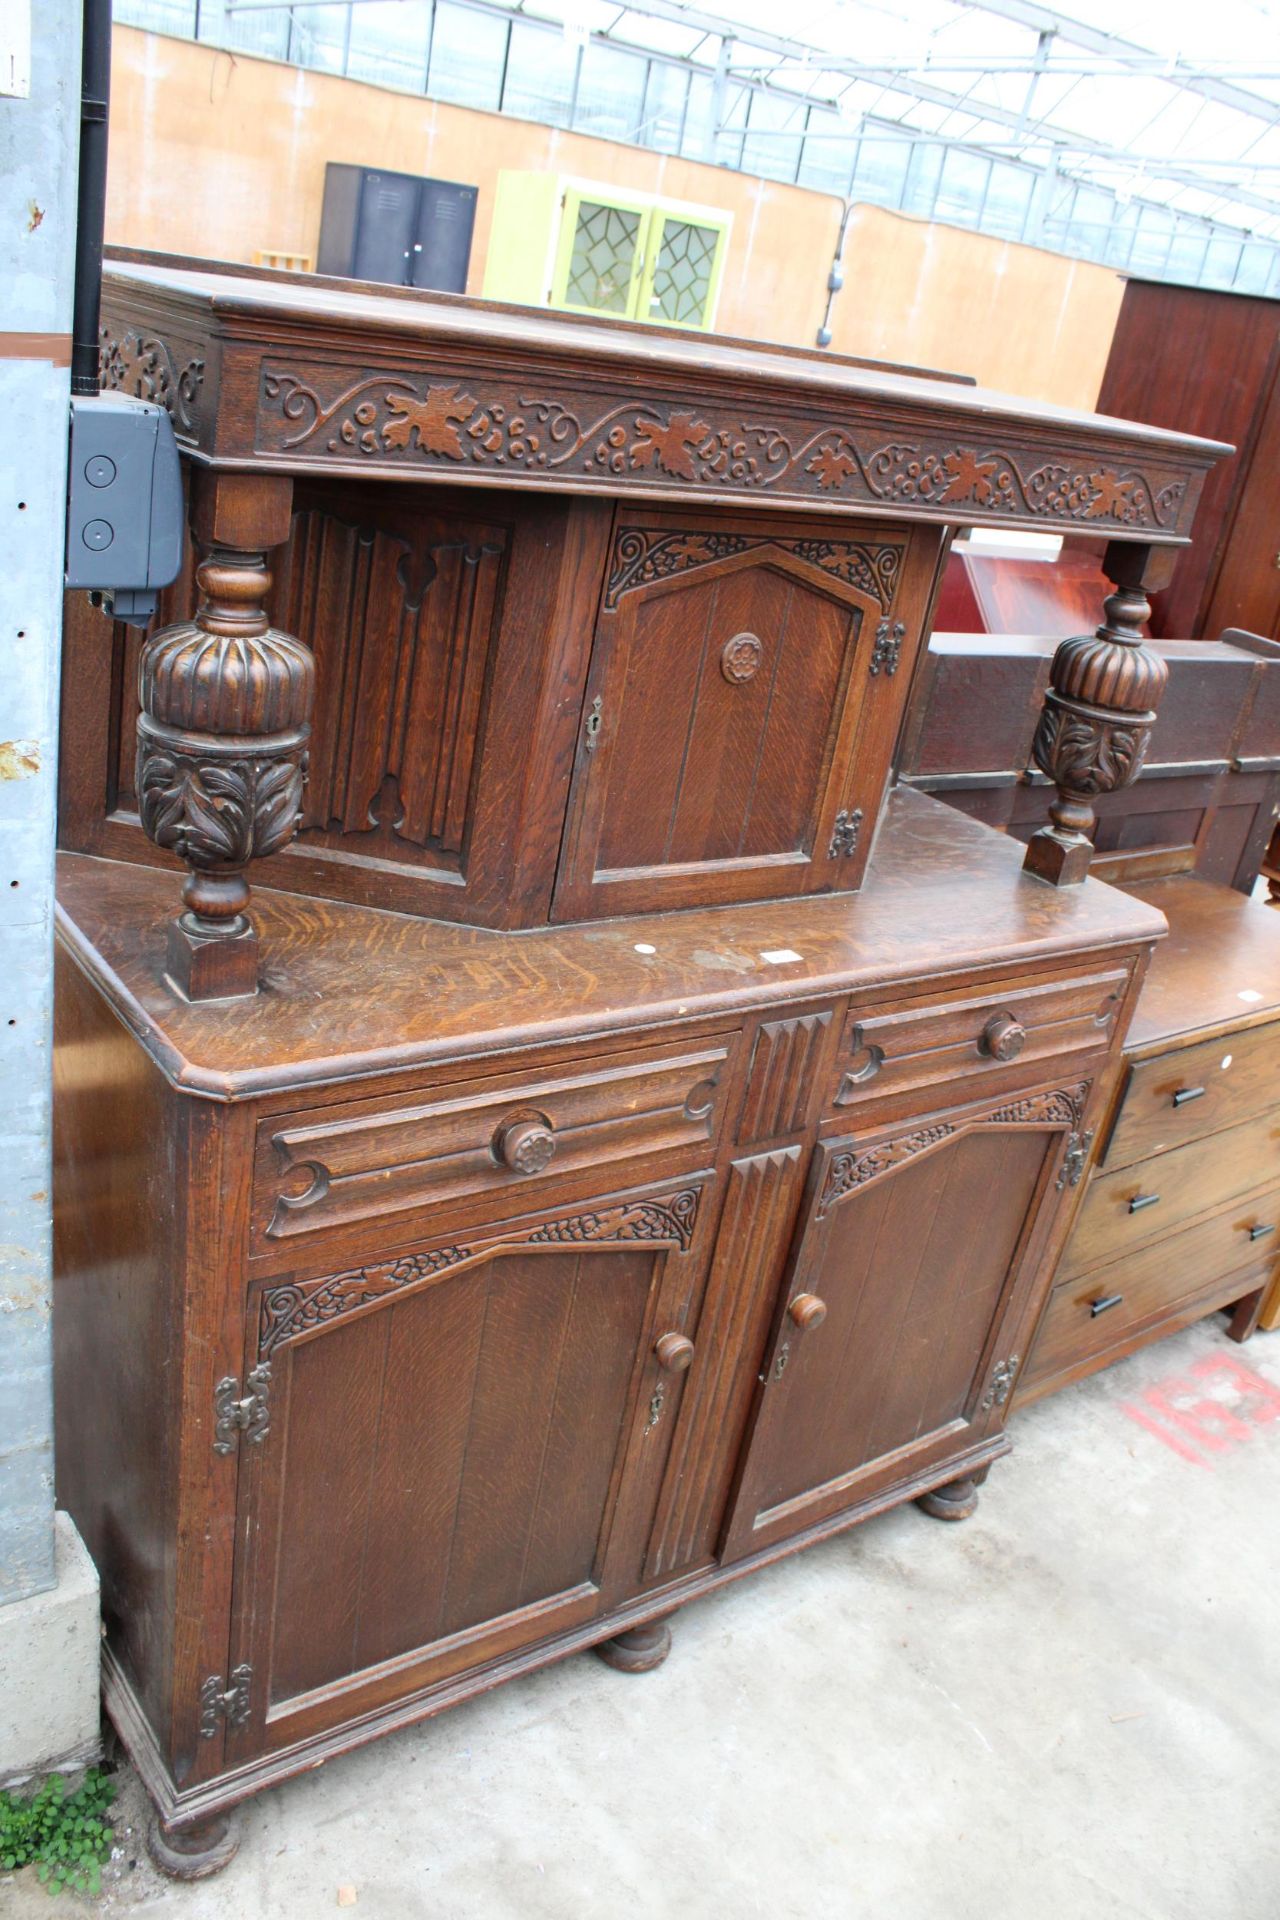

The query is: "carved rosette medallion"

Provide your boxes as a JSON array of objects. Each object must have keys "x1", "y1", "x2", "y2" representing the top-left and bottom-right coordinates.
[{"x1": 720, "y1": 632, "x2": 763, "y2": 684}]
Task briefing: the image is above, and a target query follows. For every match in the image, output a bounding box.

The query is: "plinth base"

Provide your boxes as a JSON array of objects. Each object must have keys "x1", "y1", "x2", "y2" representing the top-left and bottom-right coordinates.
[
  {"x1": 165, "y1": 915, "x2": 259, "y2": 1002},
  {"x1": 1022, "y1": 827, "x2": 1094, "y2": 887}
]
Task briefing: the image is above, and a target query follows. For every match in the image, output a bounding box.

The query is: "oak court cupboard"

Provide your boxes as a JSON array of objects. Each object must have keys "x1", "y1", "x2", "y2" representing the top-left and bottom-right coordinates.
[{"x1": 53, "y1": 250, "x2": 1229, "y2": 1876}]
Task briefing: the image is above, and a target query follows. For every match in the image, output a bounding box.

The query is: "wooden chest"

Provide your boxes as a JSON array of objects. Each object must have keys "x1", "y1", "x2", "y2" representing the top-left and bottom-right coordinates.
[{"x1": 1017, "y1": 875, "x2": 1280, "y2": 1402}]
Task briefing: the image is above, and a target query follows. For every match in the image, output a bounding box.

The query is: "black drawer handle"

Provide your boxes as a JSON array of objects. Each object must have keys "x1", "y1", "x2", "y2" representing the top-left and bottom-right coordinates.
[
  {"x1": 1128, "y1": 1192, "x2": 1162, "y2": 1214},
  {"x1": 1090, "y1": 1293, "x2": 1124, "y2": 1317},
  {"x1": 1171, "y1": 1086, "x2": 1205, "y2": 1108},
  {"x1": 1248, "y1": 1224, "x2": 1276, "y2": 1243}
]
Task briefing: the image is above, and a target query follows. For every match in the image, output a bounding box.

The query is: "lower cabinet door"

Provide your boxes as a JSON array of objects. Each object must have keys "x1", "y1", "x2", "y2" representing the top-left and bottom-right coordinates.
[
  {"x1": 223, "y1": 1174, "x2": 712, "y2": 1759},
  {"x1": 721, "y1": 1081, "x2": 1091, "y2": 1561}
]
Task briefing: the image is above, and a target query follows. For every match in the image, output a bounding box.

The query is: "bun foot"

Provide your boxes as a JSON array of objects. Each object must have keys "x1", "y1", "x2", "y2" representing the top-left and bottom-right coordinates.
[
  {"x1": 595, "y1": 1615, "x2": 673, "y2": 1673},
  {"x1": 147, "y1": 1809, "x2": 240, "y2": 1880},
  {"x1": 916, "y1": 1475, "x2": 980, "y2": 1521}
]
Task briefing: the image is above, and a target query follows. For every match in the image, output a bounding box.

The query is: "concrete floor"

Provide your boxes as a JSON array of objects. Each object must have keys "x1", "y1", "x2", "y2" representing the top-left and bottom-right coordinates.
[{"x1": 6, "y1": 1316, "x2": 1279, "y2": 1919}]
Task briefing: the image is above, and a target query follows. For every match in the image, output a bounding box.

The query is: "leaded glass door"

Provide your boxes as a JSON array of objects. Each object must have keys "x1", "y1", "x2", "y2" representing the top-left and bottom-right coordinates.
[
  {"x1": 554, "y1": 192, "x2": 648, "y2": 317},
  {"x1": 641, "y1": 212, "x2": 729, "y2": 328}
]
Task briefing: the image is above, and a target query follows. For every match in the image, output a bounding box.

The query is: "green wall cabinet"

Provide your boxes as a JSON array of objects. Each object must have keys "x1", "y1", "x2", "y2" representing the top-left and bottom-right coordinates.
[{"x1": 483, "y1": 173, "x2": 731, "y2": 331}]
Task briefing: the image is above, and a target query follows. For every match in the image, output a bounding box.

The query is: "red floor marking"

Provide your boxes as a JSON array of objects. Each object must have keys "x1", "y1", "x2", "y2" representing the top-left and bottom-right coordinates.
[
  {"x1": 1118, "y1": 1399, "x2": 1209, "y2": 1465},
  {"x1": 1118, "y1": 1355, "x2": 1280, "y2": 1464},
  {"x1": 1190, "y1": 1353, "x2": 1280, "y2": 1424}
]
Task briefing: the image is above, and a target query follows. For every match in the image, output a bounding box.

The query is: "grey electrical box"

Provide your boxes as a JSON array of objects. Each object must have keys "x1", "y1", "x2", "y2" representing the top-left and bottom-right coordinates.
[{"x1": 66, "y1": 390, "x2": 185, "y2": 625}]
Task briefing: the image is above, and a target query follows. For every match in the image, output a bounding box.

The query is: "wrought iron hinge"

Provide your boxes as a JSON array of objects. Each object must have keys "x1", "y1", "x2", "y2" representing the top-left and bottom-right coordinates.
[
  {"x1": 1057, "y1": 1128, "x2": 1095, "y2": 1191},
  {"x1": 213, "y1": 1365, "x2": 271, "y2": 1455},
  {"x1": 584, "y1": 694, "x2": 603, "y2": 753},
  {"x1": 869, "y1": 618, "x2": 906, "y2": 677},
  {"x1": 981, "y1": 1354, "x2": 1021, "y2": 1411},
  {"x1": 829, "y1": 808, "x2": 863, "y2": 859},
  {"x1": 198, "y1": 1665, "x2": 253, "y2": 1738}
]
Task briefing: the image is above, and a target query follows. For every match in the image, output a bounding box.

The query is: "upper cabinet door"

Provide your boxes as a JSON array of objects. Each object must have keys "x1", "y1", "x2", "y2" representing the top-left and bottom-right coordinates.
[
  {"x1": 721, "y1": 1078, "x2": 1094, "y2": 1562},
  {"x1": 637, "y1": 210, "x2": 731, "y2": 331},
  {"x1": 553, "y1": 190, "x2": 650, "y2": 318},
  {"x1": 553, "y1": 513, "x2": 942, "y2": 921}
]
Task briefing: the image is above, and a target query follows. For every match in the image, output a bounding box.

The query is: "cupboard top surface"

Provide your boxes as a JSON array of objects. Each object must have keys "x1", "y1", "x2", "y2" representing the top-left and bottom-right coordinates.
[
  {"x1": 99, "y1": 254, "x2": 1226, "y2": 541},
  {"x1": 1123, "y1": 874, "x2": 1280, "y2": 1050},
  {"x1": 55, "y1": 787, "x2": 1164, "y2": 1103}
]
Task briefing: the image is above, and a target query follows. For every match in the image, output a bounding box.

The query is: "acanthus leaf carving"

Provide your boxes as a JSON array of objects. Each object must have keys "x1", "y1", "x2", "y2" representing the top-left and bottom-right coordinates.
[
  {"x1": 257, "y1": 1185, "x2": 703, "y2": 1358},
  {"x1": 137, "y1": 745, "x2": 307, "y2": 872},
  {"x1": 1032, "y1": 701, "x2": 1148, "y2": 799},
  {"x1": 819, "y1": 1082, "x2": 1091, "y2": 1215}
]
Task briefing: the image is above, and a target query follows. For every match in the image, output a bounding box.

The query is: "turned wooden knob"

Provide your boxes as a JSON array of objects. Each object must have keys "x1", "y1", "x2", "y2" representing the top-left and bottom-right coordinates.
[
  {"x1": 653, "y1": 1332, "x2": 695, "y2": 1372},
  {"x1": 979, "y1": 1012, "x2": 1026, "y2": 1062},
  {"x1": 788, "y1": 1292, "x2": 827, "y2": 1331},
  {"x1": 494, "y1": 1117, "x2": 556, "y2": 1175}
]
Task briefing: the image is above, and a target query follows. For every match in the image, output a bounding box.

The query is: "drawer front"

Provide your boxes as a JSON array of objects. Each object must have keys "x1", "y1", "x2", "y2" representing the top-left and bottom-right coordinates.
[
  {"x1": 1027, "y1": 1188, "x2": 1280, "y2": 1387},
  {"x1": 1105, "y1": 1019, "x2": 1280, "y2": 1170},
  {"x1": 827, "y1": 965, "x2": 1130, "y2": 1112},
  {"x1": 1063, "y1": 1108, "x2": 1280, "y2": 1277},
  {"x1": 252, "y1": 1033, "x2": 737, "y2": 1248}
]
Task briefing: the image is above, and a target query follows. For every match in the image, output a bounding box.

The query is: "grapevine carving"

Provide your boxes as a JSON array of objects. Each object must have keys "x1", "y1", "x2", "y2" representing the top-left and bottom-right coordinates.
[{"x1": 257, "y1": 368, "x2": 1192, "y2": 535}]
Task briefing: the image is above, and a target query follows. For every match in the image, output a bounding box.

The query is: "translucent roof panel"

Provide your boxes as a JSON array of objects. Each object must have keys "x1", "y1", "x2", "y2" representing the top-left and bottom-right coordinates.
[{"x1": 131, "y1": 0, "x2": 1280, "y2": 292}]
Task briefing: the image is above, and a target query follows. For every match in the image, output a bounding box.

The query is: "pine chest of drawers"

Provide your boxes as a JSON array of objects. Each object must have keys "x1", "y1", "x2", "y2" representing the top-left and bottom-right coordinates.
[{"x1": 1017, "y1": 875, "x2": 1280, "y2": 1402}]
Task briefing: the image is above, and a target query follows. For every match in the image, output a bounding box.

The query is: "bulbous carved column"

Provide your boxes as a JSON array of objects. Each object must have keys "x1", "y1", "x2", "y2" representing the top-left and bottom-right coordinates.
[
  {"x1": 1023, "y1": 543, "x2": 1171, "y2": 887},
  {"x1": 136, "y1": 550, "x2": 314, "y2": 1001}
]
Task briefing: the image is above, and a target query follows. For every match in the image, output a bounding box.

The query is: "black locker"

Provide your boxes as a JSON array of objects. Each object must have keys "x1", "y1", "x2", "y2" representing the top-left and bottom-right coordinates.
[{"x1": 317, "y1": 163, "x2": 478, "y2": 292}]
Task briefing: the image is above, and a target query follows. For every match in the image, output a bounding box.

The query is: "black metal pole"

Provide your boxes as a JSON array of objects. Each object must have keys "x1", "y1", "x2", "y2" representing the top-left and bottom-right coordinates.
[{"x1": 71, "y1": 0, "x2": 112, "y2": 396}]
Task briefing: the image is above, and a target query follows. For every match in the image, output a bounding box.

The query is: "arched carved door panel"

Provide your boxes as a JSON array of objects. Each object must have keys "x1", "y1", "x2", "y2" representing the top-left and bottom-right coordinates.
[
  {"x1": 219, "y1": 1175, "x2": 711, "y2": 1765},
  {"x1": 722, "y1": 1082, "x2": 1090, "y2": 1561},
  {"x1": 553, "y1": 514, "x2": 941, "y2": 920}
]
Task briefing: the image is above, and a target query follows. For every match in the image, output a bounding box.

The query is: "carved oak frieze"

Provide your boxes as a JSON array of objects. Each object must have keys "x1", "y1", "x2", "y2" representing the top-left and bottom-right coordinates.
[
  {"x1": 819, "y1": 1082, "x2": 1090, "y2": 1215},
  {"x1": 255, "y1": 366, "x2": 1194, "y2": 535},
  {"x1": 99, "y1": 326, "x2": 205, "y2": 435},
  {"x1": 257, "y1": 1185, "x2": 703, "y2": 1357}
]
